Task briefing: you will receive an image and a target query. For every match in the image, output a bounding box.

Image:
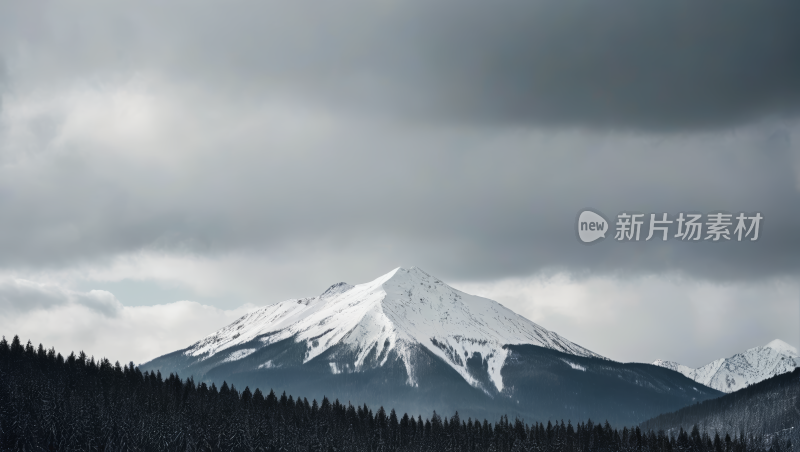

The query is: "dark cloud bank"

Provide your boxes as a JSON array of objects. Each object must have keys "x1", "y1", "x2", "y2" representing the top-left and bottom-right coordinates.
[
  {"x1": 4, "y1": 1, "x2": 800, "y2": 129},
  {"x1": 360, "y1": 0, "x2": 800, "y2": 130},
  {"x1": 0, "y1": 0, "x2": 798, "y2": 285}
]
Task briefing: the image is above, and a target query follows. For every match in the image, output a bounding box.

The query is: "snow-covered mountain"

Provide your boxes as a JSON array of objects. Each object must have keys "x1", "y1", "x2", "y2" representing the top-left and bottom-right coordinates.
[
  {"x1": 143, "y1": 266, "x2": 721, "y2": 424},
  {"x1": 652, "y1": 339, "x2": 800, "y2": 393},
  {"x1": 182, "y1": 266, "x2": 601, "y2": 392}
]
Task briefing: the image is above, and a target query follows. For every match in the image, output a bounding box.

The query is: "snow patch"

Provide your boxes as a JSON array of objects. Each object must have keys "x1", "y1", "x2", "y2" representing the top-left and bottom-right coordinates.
[
  {"x1": 487, "y1": 348, "x2": 509, "y2": 391},
  {"x1": 223, "y1": 348, "x2": 256, "y2": 363},
  {"x1": 561, "y1": 359, "x2": 586, "y2": 371}
]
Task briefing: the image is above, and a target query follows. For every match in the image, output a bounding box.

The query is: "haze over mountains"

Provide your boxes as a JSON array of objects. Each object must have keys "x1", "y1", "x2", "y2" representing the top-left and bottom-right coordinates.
[
  {"x1": 652, "y1": 339, "x2": 800, "y2": 393},
  {"x1": 143, "y1": 267, "x2": 720, "y2": 425}
]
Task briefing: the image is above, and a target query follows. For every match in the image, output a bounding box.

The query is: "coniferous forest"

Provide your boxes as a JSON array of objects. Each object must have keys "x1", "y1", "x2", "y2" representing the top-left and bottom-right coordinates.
[
  {"x1": 0, "y1": 335, "x2": 794, "y2": 452},
  {"x1": 640, "y1": 368, "x2": 800, "y2": 451}
]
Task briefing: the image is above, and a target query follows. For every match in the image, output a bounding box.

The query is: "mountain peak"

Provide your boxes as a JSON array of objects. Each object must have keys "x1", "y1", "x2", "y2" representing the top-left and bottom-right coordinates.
[
  {"x1": 653, "y1": 339, "x2": 800, "y2": 393},
  {"x1": 179, "y1": 266, "x2": 602, "y2": 393},
  {"x1": 320, "y1": 282, "x2": 354, "y2": 298},
  {"x1": 764, "y1": 339, "x2": 798, "y2": 357},
  {"x1": 372, "y1": 266, "x2": 434, "y2": 284}
]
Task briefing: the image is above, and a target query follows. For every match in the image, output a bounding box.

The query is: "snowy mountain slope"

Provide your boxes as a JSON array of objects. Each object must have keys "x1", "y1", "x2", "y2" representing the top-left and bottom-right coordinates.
[
  {"x1": 142, "y1": 266, "x2": 722, "y2": 424},
  {"x1": 652, "y1": 339, "x2": 800, "y2": 393},
  {"x1": 179, "y1": 267, "x2": 602, "y2": 392}
]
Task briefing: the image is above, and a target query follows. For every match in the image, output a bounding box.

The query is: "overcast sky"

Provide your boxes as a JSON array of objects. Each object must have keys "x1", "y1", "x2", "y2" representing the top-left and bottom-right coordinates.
[{"x1": 0, "y1": 1, "x2": 798, "y2": 367}]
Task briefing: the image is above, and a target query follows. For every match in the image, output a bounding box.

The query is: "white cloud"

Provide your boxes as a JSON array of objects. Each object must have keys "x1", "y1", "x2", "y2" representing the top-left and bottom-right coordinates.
[
  {"x1": 453, "y1": 274, "x2": 800, "y2": 368},
  {"x1": 0, "y1": 279, "x2": 256, "y2": 365},
  {"x1": 0, "y1": 278, "x2": 122, "y2": 316},
  {"x1": 0, "y1": 249, "x2": 361, "y2": 309},
  {"x1": 0, "y1": 271, "x2": 797, "y2": 371}
]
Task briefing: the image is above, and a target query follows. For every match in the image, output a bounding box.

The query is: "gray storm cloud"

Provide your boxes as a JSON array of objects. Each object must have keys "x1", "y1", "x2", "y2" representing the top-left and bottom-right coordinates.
[
  {"x1": 0, "y1": 1, "x2": 798, "y2": 365},
  {"x1": 0, "y1": 0, "x2": 797, "y2": 286},
  {"x1": 1, "y1": 1, "x2": 799, "y2": 130},
  {"x1": 0, "y1": 116, "x2": 796, "y2": 284}
]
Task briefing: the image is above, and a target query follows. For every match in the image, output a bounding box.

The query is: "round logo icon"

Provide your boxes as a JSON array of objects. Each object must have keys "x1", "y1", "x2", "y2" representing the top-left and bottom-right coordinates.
[{"x1": 577, "y1": 210, "x2": 608, "y2": 244}]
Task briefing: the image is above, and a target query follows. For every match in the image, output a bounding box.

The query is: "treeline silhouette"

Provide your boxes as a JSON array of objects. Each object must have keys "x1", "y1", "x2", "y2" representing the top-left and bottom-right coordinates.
[{"x1": 0, "y1": 335, "x2": 792, "y2": 452}]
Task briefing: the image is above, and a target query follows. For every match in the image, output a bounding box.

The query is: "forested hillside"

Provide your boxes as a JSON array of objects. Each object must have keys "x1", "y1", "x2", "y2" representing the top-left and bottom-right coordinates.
[
  {"x1": 640, "y1": 368, "x2": 800, "y2": 451},
  {"x1": 0, "y1": 335, "x2": 792, "y2": 452}
]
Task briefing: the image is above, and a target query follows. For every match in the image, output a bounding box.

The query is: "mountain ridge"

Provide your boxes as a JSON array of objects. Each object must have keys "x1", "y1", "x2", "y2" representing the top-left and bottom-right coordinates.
[
  {"x1": 141, "y1": 266, "x2": 721, "y2": 425},
  {"x1": 640, "y1": 367, "x2": 800, "y2": 448},
  {"x1": 652, "y1": 339, "x2": 799, "y2": 393},
  {"x1": 177, "y1": 266, "x2": 603, "y2": 393}
]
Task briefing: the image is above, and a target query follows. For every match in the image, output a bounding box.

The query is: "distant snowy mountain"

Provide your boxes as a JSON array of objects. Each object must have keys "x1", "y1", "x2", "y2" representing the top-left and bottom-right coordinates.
[
  {"x1": 143, "y1": 267, "x2": 720, "y2": 424},
  {"x1": 653, "y1": 339, "x2": 800, "y2": 393}
]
